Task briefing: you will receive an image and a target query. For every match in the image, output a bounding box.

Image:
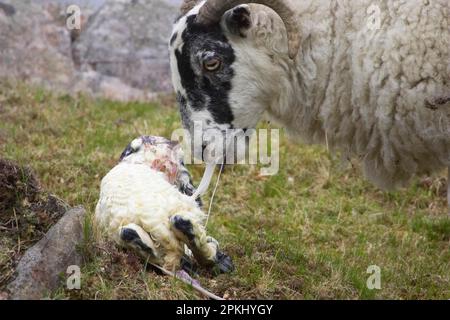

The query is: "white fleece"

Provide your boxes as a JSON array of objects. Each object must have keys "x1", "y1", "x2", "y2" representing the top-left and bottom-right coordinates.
[
  {"x1": 224, "y1": 0, "x2": 449, "y2": 189},
  {"x1": 95, "y1": 162, "x2": 206, "y2": 267}
]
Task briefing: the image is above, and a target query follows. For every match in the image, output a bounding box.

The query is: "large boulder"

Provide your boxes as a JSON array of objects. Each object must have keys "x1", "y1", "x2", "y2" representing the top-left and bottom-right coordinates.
[
  {"x1": 73, "y1": 0, "x2": 178, "y2": 93},
  {"x1": 0, "y1": 0, "x2": 76, "y2": 90},
  {"x1": 0, "y1": 0, "x2": 181, "y2": 101}
]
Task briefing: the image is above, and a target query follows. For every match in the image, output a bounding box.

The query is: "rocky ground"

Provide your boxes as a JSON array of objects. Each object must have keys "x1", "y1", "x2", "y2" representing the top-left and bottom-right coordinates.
[{"x1": 0, "y1": 159, "x2": 84, "y2": 299}]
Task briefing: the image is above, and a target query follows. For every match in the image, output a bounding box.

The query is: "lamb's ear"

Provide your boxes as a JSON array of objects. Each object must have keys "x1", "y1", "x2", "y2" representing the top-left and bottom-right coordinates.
[{"x1": 223, "y1": 5, "x2": 252, "y2": 37}]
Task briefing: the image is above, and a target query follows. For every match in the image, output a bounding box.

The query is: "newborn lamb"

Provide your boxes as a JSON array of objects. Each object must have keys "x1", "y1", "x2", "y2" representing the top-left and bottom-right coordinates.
[{"x1": 95, "y1": 135, "x2": 233, "y2": 274}]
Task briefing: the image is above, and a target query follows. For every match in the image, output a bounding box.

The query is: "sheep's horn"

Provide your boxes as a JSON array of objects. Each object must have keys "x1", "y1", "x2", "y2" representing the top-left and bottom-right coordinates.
[
  {"x1": 196, "y1": 0, "x2": 300, "y2": 59},
  {"x1": 180, "y1": 0, "x2": 200, "y2": 15}
]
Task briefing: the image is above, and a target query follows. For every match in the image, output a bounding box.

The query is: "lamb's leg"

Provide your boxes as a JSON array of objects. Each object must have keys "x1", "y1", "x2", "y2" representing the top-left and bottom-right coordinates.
[
  {"x1": 120, "y1": 224, "x2": 198, "y2": 273},
  {"x1": 118, "y1": 223, "x2": 159, "y2": 262},
  {"x1": 169, "y1": 215, "x2": 234, "y2": 274}
]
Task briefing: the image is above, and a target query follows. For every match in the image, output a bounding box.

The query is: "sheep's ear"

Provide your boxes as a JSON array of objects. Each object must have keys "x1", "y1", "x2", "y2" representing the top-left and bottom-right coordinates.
[{"x1": 223, "y1": 5, "x2": 252, "y2": 37}]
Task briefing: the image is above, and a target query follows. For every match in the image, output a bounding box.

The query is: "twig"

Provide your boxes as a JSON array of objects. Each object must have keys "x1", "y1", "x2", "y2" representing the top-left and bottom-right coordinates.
[
  {"x1": 16, "y1": 236, "x2": 21, "y2": 255},
  {"x1": 12, "y1": 208, "x2": 19, "y2": 231}
]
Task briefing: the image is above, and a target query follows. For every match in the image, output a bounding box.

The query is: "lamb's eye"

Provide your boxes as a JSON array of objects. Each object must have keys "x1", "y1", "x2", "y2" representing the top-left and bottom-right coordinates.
[{"x1": 203, "y1": 58, "x2": 221, "y2": 72}]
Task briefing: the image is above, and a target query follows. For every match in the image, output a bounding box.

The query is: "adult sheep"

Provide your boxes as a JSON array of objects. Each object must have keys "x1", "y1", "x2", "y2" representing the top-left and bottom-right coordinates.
[{"x1": 168, "y1": 0, "x2": 450, "y2": 207}]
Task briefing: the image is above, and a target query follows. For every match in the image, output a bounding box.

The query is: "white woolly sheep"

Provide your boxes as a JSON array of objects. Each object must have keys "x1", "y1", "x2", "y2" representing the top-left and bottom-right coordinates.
[
  {"x1": 169, "y1": 0, "x2": 450, "y2": 207},
  {"x1": 94, "y1": 135, "x2": 234, "y2": 273}
]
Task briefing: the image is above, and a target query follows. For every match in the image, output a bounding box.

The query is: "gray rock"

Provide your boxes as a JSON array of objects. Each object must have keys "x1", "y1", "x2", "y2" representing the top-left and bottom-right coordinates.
[
  {"x1": 72, "y1": 71, "x2": 159, "y2": 102},
  {"x1": 0, "y1": 0, "x2": 181, "y2": 101},
  {"x1": 73, "y1": 0, "x2": 178, "y2": 93},
  {"x1": 0, "y1": 1, "x2": 76, "y2": 90},
  {"x1": 0, "y1": 2, "x2": 15, "y2": 16},
  {"x1": 35, "y1": 0, "x2": 182, "y2": 15},
  {"x1": 7, "y1": 207, "x2": 85, "y2": 300}
]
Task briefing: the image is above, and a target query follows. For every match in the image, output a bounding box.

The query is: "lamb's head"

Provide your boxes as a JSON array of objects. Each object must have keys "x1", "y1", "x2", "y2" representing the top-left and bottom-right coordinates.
[
  {"x1": 169, "y1": 0, "x2": 300, "y2": 156},
  {"x1": 120, "y1": 136, "x2": 183, "y2": 183}
]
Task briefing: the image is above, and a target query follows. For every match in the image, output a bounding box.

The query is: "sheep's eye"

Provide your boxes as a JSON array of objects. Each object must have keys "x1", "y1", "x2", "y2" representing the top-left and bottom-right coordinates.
[{"x1": 203, "y1": 58, "x2": 221, "y2": 72}]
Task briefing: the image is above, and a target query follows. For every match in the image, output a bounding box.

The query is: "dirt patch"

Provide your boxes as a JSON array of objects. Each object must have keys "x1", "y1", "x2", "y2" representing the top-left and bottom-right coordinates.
[
  {"x1": 0, "y1": 158, "x2": 40, "y2": 211},
  {"x1": 0, "y1": 159, "x2": 69, "y2": 290}
]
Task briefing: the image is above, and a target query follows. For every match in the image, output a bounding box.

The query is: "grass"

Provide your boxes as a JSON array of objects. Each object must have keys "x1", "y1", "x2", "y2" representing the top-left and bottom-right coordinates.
[{"x1": 0, "y1": 81, "x2": 449, "y2": 299}]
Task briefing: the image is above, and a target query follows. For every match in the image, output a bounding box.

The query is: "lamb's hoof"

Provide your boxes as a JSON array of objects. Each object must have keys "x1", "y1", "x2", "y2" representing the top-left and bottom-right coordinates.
[
  {"x1": 170, "y1": 215, "x2": 195, "y2": 241},
  {"x1": 120, "y1": 227, "x2": 155, "y2": 256},
  {"x1": 120, "y1": 228, "x2": 139, "y2": 241},
  {"x1": 213, "y1": 251, "x2": 235, "y2": 275}
]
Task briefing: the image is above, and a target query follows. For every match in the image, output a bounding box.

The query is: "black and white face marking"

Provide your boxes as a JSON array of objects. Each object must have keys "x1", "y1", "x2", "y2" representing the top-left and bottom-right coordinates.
[
  {"x1": 169, "y1": 4, "x2": 236, "y2": 132},
  {"x1": 119, "y1": 136, "x2": 179, "y2": 162}
]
